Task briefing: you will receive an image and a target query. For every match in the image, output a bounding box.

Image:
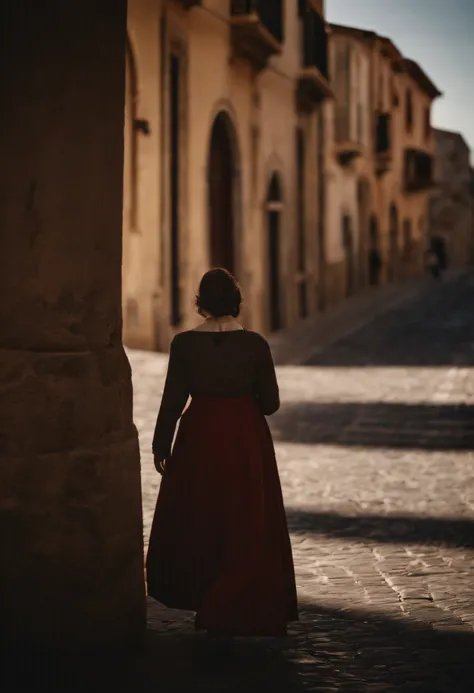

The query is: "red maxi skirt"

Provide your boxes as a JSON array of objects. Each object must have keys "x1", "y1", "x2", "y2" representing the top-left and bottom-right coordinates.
[{"x1": 146, "y1": 395, "x2": 298, "y2": 637}]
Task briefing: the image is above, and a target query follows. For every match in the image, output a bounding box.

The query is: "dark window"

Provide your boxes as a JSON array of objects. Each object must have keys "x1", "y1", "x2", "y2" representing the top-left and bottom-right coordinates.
[
  {"x1": 424, "y1": 106, "x2": 431, "y2": 139},
  {"x1": 405, "y1": 88, "x2": 413, "y2": 132},
  {"x1": 170, "y1": 54, "x2": 181, "y2": 326},
  {"x1": 404, "y1": 149, "x2": 433, "y2": 191},
  {"x1": 375, "y1": 112, "x2": 391, "y2": 154},
  {"x1": 342, "y1": 214, "x2": 355, "y2": 296},
  {"x1": 402, "y1": 218, "x2": 412, "y2": 259},
  {"x1": 298, "y1": 280, "x2": 308, "y2": 319},
  {"x1": 267, "y1": 174, "x2": 283, "y2": 332},
  {"x1": 301, "y1": 6, "x2": 328, "y2": 77}
]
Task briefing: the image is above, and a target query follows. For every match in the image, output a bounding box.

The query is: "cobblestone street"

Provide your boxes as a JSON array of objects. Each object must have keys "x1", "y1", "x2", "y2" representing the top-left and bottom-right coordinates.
[{"x1": 128, "y1": 272, "x2": 474, "y2": 692}]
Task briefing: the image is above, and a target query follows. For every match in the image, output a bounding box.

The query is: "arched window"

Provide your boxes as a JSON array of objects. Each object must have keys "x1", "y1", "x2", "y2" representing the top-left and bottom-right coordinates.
[
  {"x1": 266, "y1": 173, "x2": 284, "y2": 332},
  {"x1": 368, "y1": 215, "x2": 381, "y2": 287},
  {"x1": 388, "y1": 203, "x2": 399, "y2": 281},
  {"x1": 342, "y1": 214, "x2": 355, "y2": 296}
]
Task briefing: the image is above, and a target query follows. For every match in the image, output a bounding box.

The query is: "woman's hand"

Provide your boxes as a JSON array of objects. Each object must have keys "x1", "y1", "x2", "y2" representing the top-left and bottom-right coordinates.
[{"x1": 153, "y1": 454, "x2": 167, "y2": 475}]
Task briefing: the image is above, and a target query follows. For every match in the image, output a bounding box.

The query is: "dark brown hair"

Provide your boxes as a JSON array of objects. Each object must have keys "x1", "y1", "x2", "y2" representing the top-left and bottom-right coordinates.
[{"x1": 196, "y1": 268, "x2": 242, "y2": 318}]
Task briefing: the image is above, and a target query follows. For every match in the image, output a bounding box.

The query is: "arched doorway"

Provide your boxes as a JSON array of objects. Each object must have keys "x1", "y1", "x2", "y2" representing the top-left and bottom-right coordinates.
[
  {"x1": 266, "y1": 173, "x2": 284, "y2": 332},
  {"x1": 208, "y1": 112, "x2": 239, "y2": 273},
  {"x1": 368, "y1": 215, "x2": 381, "y2": 286},
  {"x1": 388, "y1": 203, "x2": 399, "y2": 281},
  {"x1": 342, "y1": 214, "x2": 355, "y2": 296},
  {"x1": 357, "y1": 178, "x2": 370, "y2": 289},
  {"x1": 402, "y1": 218, "x2": 413, "y2": 277}
]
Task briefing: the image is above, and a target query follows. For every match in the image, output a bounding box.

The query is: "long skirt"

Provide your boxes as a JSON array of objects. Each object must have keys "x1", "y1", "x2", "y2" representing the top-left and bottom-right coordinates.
[{"x1": 146, "y1": 395, "x2": 298, "y2": 637}]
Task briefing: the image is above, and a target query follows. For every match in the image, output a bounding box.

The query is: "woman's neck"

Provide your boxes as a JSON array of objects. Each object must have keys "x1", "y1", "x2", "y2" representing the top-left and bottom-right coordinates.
[
  {"x1": 205, "y1": 315, "x2": 234, "y2": 322},
  {"x1": 194, "y1": 315, "x2": 243, "y2": 332}
]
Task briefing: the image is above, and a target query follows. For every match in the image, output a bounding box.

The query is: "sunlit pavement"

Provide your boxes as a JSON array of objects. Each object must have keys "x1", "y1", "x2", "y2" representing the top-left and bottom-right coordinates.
[{"x1": 129, "y1": 271, "x2": 474, "y2": 692}]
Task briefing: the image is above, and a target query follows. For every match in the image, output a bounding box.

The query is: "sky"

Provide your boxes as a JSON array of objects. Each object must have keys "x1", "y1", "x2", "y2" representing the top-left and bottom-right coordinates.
[{"x1": 326, "y1": 0, "x2": 474, "y2": 158}]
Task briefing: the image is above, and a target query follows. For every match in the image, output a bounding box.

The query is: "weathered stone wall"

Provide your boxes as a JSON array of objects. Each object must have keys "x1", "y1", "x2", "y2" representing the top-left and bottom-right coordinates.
[
  {"x1": 430, "y1": 129, "x2": 473, "y2": 268},
  {"x1": 471, "y1": 167, "x2": 474, "y2": 263},
  {"x1": 0, "y1": 1, "x2": 145, "y2": 649}
]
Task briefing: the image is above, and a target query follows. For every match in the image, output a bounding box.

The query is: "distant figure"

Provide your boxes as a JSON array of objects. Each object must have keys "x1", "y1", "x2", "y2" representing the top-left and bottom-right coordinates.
[
  {"x1": 368, "y1": 247, "x2": 382, "y2": 286},
  {"x1": 432, "y1": 236, "x2": 448, "y2": 272},
  {"x1": 426, "y1": 236, "x2": 447, "y2": 280},
  {"x1": 425, "y1": 247, "x2": 441, "y2": 279},
  {"x1": 146, "y1": 268, "x2": 298, "y2": 637}
]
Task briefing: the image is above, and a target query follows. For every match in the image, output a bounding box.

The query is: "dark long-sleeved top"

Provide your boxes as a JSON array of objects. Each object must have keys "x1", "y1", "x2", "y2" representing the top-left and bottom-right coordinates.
[{"x1": 152, "y1": 329, "x2": 280, "y2": 459}]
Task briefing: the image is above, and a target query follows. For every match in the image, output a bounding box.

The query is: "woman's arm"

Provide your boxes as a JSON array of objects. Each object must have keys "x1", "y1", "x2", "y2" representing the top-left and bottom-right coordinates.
[
  {"x1": 255, "y1": 338, "x2": 280, "y2": 415},
  {"x1": 152, "y1": 336, "x2": 190, "y2": 459}
]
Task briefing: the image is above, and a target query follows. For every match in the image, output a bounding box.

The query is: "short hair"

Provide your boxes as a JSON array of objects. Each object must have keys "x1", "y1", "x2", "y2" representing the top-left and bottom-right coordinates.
[{"x1": 195, "y1": 268, "x2": 242, "y2": 318}]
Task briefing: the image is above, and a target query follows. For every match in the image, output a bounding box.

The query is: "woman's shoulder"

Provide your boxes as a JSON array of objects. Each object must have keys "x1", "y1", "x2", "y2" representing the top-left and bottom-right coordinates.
[
  {"x1": 172, "y1": 328, "x2": 268, "y2": 345},
  {"x1": 242, "y1": 329, "x2": 267, "y2": 342},
  {"x1": 240, "y1": 330, "x2": 272, "y2": 352}
]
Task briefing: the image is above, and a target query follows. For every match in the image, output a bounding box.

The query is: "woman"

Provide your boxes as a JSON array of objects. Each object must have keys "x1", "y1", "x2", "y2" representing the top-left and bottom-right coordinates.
[{"x1": 146, "y1": 268, "x2": 298, "y2": 637}]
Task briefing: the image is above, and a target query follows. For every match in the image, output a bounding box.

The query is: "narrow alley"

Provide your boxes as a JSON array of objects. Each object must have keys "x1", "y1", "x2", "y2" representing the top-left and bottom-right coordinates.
[{"x1": 130, "y1": 272, "x2": 474, "y2": 692}]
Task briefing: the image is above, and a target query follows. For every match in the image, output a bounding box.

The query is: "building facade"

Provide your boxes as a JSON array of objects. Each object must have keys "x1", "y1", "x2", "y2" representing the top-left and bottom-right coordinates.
[
  {"x1": 471, "y1": 166, "x2": 474, "y2": 264},
  {"x1": 429, "y1": 128, "x2": 474, "y2": 268},
  {"x1": 325, "y1": 25, "x2": 372, "y2": 306},
  {"x1": 122, "y1": 5, "x2": 444, "y2": 353},
  {"x1": 328, "y1": 25, "x2": 441, "y2": 298},
  {"x1": 123, "y1": 0, "x2": 332, "y2": 351}
]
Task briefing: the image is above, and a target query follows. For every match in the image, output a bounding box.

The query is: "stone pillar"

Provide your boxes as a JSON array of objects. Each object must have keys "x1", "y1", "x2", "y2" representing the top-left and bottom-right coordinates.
[{"x1": 0, "y1": 1, "x2": 146, "y2": 649}]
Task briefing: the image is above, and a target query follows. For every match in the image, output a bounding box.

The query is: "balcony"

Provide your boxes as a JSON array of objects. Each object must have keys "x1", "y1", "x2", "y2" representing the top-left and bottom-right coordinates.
[
  {"x1": 374, "y1": 112, "x2": 392, "y2": 176},
  {"x1": 296, "y1": 7, "x2": 332, "y2": 112},
  {"x1": 230, "y1": 0, "x2": 284, "y2": 71},
  {"x1": 334, "y1": 109, "x2": 363, "y2": 166},
  {"x1": 404, "y1": 148, "x2": 434, "y2": 193}
]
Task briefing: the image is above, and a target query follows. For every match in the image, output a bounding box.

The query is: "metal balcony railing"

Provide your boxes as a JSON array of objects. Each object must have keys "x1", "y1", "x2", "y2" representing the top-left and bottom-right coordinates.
[{"x1": 231, "y1": 0, "x2": 284, "y2": 44}]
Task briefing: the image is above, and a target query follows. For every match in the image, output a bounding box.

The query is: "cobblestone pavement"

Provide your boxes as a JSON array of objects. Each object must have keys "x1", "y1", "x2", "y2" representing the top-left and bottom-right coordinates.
[{"x1": 127, "y1": 272, "x2": 474, "y2": 692}]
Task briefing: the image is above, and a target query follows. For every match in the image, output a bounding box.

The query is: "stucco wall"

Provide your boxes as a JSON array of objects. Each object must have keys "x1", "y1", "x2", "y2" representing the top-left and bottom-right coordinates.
[
  {"x1": 123, "y1": 0, "x2": 330, "y2": 350},
  {"x1": 123, "y1": 0, "x2": 162, "y2": 349},
  {"x1": 326, "y1": 34, "x2": 371, "y2": 274}
]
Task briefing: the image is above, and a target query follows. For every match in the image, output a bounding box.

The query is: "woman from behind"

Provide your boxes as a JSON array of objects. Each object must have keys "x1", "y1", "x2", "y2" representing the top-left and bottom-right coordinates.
[{"x1": 146, "y1": 268, "x2": 298, "y2": 637}]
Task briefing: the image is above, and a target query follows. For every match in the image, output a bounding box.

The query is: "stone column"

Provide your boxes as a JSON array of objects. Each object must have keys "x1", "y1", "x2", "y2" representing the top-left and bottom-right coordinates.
[{"x1": 0, "y1": 1, "x2": 146, "y2": 649}]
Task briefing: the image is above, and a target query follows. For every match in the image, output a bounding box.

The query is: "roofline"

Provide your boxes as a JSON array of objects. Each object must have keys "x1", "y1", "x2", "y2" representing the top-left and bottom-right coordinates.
[
  {"x1": 378, "y1": 35, "x2": 404, "y2": 63},
  {"x1": 402, "y1": 59, "x2": 442, "y2": 100},
  {"x1": 433, "y1": 127, "x2": 471, "y2": 151},
  {"x1": 329, "y1": 23, "x2": 402, "y2": 59},
  {"x1": 329, "y1": 24, "x2": 443, "y2": 99},
  {"x1": 329, "y1": 23, "x2": 376, "y2": 43}
]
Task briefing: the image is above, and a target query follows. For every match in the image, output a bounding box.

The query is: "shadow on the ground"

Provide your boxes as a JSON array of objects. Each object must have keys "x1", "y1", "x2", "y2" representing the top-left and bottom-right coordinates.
[
  {"x1": 270, "y1": 401, "x2": 474, "y2": 450},
  {"x1": 286, "y1": 509, "x2": 474, "y2": 549},
  {"x1": 304, "y1": 274, "x2": 474, "y2": 368},
  {"x1": 4, "y1": 601, "x2": 473, "y2": 692}
]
